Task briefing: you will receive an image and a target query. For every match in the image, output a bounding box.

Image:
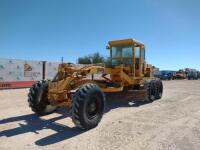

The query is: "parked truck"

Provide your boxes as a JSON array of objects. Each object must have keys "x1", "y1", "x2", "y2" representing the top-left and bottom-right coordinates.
[
  {"x1": 198, "y1": 71, "x2": 200, "y2": 79},
  {"x1": 174, "y1": 70, "x2": 186, "y2": 79},
  {"x1": 159, "y1": 70, "x2": 176, "y2": 80},
  {"x1": 185, "y1": 68, "x2": 198, "y2": 80}
]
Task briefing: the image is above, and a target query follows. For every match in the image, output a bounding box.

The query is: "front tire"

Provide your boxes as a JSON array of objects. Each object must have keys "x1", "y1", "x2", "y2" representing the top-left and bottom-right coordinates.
[
  {"x1": 71, "y1": 83, "x2": 105, "y2": 129},
  {"x1": 28, "y1": 80, "x2": 57, "y2": 116}
]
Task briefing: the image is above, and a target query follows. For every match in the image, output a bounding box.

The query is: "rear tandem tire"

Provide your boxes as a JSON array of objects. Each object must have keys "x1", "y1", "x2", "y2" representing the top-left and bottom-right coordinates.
[
  {"x1": 28, "y1": 80, "x2": 57, "y2": 116},
  {"x1": 145, "y1": 81, "x2": 156, "y2": 102},
  {"x1": 155, "y1": 80, "x2": 163, "y2": 99},
  {"x1": 71, "y1": 83, "x2": 105, "y2": 129}
]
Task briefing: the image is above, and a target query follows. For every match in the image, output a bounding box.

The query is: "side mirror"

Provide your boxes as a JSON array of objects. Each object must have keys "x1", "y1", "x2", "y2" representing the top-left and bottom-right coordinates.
[{"x1": 106, "y1": 46, "x2": 110, "y2": 49}]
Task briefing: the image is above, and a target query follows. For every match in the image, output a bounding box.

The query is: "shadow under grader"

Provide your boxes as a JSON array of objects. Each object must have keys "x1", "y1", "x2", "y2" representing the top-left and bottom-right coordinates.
[
  {"x1": 0, "y1": 98, "x2": 151, "y2": 146},
  {"x1": 0, "y1": 109, "x2": 85, "y2": 146}
]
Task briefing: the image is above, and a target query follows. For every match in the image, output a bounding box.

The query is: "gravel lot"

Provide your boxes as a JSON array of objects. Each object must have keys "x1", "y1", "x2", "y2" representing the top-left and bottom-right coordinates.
[{"x1": 0, "y1": 80, "x2": 200, "y2": 150}]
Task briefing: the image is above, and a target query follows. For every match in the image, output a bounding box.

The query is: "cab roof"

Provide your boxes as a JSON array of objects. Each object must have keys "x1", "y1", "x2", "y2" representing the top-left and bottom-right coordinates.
[{"x1": 108, "y1": 38, "x2": 144, "y2": 47}]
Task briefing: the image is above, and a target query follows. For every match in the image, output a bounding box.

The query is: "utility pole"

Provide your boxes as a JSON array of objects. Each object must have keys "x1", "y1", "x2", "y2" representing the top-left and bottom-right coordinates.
[{"x1": 61, "y1": 57, "x2": 64, "y2": 64}]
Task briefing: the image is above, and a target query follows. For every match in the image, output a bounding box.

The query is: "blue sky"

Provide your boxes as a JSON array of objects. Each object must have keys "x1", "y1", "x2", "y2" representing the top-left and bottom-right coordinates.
[{"x1": 0, "y1": 0, "x2": 200, "y2": 70}]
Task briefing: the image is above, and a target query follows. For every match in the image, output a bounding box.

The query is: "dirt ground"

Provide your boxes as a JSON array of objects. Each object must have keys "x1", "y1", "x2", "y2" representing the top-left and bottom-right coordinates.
[{"x1": 0, "y1": 80, "x2": 200, "y2": 150}]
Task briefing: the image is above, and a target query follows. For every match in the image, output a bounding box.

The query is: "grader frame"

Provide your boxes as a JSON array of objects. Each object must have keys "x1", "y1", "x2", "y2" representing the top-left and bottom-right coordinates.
[
  {"x1": 48, "y1": 39, "x2": 152, "y2": 106},
  {"x1": 28, "y1": 38, "x2": 163, "y2": 129}
]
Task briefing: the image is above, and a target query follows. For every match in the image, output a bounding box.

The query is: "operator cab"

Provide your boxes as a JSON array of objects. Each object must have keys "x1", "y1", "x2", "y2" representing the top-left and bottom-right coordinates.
[{"x1": 107, "y1": 38, "x2": 147, "y2": 77}]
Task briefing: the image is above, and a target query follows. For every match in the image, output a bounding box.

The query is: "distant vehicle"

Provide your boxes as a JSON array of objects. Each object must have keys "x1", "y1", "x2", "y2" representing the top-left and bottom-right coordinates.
[
  {"x1": 185, "y1": 68, "x2": 198, "y2": 80},
  {"x1": 174, "y1": 70, "x2": 186, "y2": 79},
  {"x1": 198, "y1": 71, "x2": 200, "y2": 79},
  {"x1": 160, "y1": 70, "x2": 176, "y2": 80}
]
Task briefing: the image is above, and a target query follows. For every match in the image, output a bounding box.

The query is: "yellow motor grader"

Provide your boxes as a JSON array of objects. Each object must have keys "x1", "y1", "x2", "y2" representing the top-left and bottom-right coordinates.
[{"x1": 28, "y1": 38, "x2": 163, "y2": 129}]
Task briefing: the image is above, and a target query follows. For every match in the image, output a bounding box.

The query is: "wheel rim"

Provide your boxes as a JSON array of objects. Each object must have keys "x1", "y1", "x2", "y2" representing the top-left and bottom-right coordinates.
[
  {"x1": 86, "y1": 97, "x2": 100, "y2": 120},
  {"x1": 151, "y1": 94, "x2": 155, "y2": 100},
  {"x1": 44, "y1": 105, "x2": 57, "y2": 113}
]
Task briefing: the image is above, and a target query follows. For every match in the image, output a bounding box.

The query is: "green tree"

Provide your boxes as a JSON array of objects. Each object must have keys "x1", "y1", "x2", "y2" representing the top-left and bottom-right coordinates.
[
  {"x1": 78, "y1": 56, "x2": 91, "y2": 64},
  {"x1": 91, "y1": 52, "x2": 104, "y2": 64},
  {"x1": 78, "y1": 52, "x2": 105, "y2": 64}
]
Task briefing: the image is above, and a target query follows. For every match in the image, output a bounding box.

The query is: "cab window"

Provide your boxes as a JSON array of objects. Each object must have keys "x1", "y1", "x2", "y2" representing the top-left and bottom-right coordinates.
[{"x1": 122, "y1": 47, "x2": 132, "y2": 57}]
